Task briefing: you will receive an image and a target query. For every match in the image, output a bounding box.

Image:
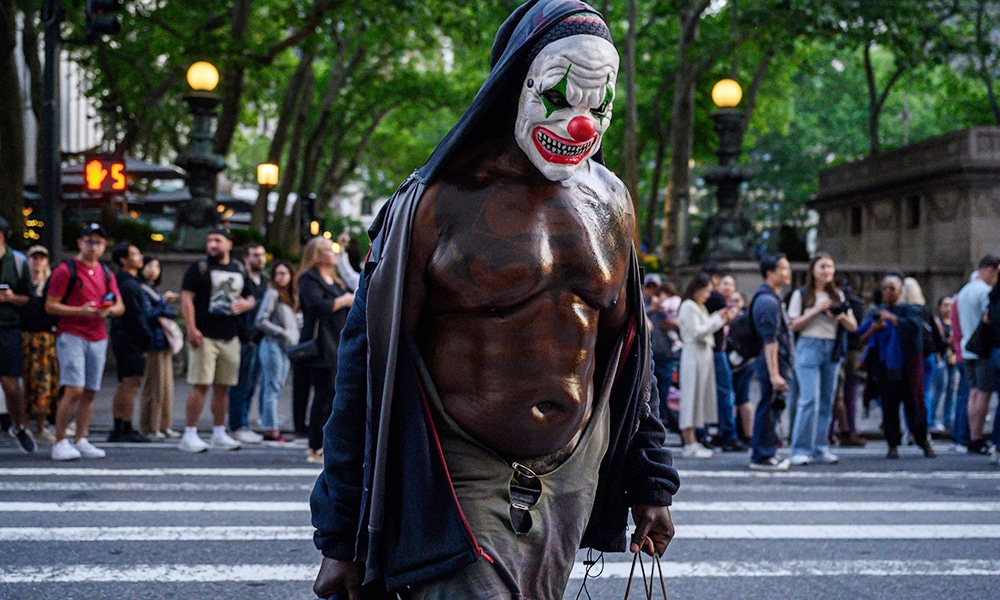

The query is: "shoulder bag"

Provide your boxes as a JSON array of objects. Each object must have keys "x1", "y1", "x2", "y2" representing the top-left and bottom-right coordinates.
[
  {"x1": 287, "y1": 318, "x2": 320, "y2": 364},
  {"x1": 964, "y1": 316, "x2": 993, "y2": 357}
]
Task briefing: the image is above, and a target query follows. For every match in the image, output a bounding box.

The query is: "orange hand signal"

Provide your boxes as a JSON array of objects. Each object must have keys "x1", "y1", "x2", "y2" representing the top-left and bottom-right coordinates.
[{"x1": 85, "y1": 159, "x2": 109, "y2": 191}]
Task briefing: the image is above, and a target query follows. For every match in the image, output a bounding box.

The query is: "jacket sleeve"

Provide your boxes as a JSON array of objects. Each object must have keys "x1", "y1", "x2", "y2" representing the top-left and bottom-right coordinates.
[
  {"x1": 122, "y1": 280, "x2": 154, "y2": 349},
  {"x1": 310, "y1": 270, "x2": 370, "y2": 560},
  {"x1": 337, "y1": 252, "x2": 361, "y2": 292},
  {"x1": 254, "y1": 289, "x2": 284, "y2": 340},
  {"x1": 300, "y1": 274, "x2": 337, "y2": 314}
]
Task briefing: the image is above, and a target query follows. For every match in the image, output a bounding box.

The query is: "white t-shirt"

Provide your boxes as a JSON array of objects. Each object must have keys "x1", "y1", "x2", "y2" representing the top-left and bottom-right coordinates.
[{"x1": 787, "y1": 288, "x2": 843, "y2": 340}]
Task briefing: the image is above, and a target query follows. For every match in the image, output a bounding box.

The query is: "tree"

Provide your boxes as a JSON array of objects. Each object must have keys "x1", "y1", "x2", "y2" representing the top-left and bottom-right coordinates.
[{"x1": 0, "y1": 0, "x2": 25, "y2": 245}]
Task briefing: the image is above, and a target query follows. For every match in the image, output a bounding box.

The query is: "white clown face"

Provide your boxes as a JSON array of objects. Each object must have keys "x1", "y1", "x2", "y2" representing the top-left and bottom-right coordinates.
[{"x1": 515, "y1": 35, "x2": 619, "y2": 182}]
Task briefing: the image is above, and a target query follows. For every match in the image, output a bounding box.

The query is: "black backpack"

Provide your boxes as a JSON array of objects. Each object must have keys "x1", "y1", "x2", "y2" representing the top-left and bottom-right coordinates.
[{"x1": 727, "y1": 291, "x2": 765, "y2": 363}]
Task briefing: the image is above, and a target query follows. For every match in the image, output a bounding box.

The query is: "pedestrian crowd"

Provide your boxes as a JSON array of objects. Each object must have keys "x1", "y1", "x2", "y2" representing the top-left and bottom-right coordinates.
[
  {"x1": 0, "y1": 217, "x2": 356, "y2": 463},
  {"x1": 643, "y1": 252, "x2": 1000, "y2": 470}
]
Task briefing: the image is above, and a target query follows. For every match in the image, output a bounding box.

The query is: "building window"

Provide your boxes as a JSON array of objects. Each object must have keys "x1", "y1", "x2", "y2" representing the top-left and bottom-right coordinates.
[
  {"x1": 850, "y1": 206, "x2": 862, "y2": 236},
  {"x1": 361, "y1": 196, "x2": 374, "y2": 216},
  {"x1": 906, "y1": 196, "x2": 920, "y2": 229}
]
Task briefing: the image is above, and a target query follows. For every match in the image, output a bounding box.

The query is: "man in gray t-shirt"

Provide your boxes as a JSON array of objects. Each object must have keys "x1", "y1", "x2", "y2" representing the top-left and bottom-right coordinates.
[{"x1": 955, "y1": 255, "x2": 1000, "y2": 454}]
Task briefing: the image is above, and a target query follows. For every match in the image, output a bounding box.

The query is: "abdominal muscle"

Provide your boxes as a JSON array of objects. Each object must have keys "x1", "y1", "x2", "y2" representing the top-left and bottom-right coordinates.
[{"x1": 421, "y1": 294, "x2": 600, "y2": 462}]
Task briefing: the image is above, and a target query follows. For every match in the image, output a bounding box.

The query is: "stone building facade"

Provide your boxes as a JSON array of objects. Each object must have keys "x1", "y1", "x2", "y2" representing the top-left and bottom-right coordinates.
[{"x1": 808, "y1": 127, "x2": 1000, "y2": 303}]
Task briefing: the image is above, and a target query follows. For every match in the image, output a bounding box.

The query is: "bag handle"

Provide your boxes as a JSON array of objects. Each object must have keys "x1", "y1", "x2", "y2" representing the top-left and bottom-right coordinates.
[{"x1": 623, "y1": 552, "x2": 669, "y2": 600}]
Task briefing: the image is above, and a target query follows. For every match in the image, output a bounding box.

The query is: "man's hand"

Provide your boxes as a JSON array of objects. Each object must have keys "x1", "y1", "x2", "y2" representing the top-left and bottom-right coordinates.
[
  {"x1": 231, "y1": 296, "x2": 255, "y2": 315},
  {"x1": 313, "y1": 557, "x2": 364, "y2": 600},
  {"x1": 630, "y1": 504, "x2": 675, "y2": 557},
  {"x1": 164, "y1": 291, "x2": 179, "y2": 302},
  {"x1": 770, "y1": 373, "x2": 788, "y2": 393},
  {"x1": 187, "y1": 327, "x2": 203, "y2": 349},
  {"x1": 0, "y1": 288, "x2": 13, "y2": 303}
]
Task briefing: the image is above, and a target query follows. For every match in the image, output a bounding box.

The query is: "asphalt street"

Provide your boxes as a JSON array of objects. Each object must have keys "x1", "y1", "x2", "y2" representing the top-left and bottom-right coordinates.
[{"x1": 1, "y1": 435, "x2": 998, "y2": 600}]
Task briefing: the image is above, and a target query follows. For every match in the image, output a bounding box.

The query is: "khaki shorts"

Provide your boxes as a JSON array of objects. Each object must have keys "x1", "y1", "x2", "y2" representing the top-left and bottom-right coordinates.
[{"x1": 187, "y1": 337, "x2": 241, "y2": 386}]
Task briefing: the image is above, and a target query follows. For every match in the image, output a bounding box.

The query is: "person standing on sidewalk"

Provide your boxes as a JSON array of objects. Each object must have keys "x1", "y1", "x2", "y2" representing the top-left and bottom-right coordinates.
[
  {"x1": 20, "y1": 245, "x2": 60, "y2": 444},
  {"x1": 107, "y1": 242, "x2": 154, "y2": 443},
  {"x1": 750, "y1": 254, "x2": 795, "y2": 472},
  {"x1": 703, "y1": 267, "x2": 746, "y2": 452},
  {"x1": 0, "y1": 217, "x2": 36, "y2": 453},
  {"x1": 228, "y1": 242, "x2": 267, "y2": 445},
  {"x1": 254, "y1": 260, "x2": 299, "y2": 442},
  {"x1": 45, "y1": 223, "x2": 124, "y2": 461},
  {"x1": 137, "y1": 257, "x2": 180, "y2": 439},
  {"x1": 955, "y1": 255, "x2": 1000, "y2": 455},
  {"x1": 178, "y1": 228, "x2": 255, "y2": 453}
]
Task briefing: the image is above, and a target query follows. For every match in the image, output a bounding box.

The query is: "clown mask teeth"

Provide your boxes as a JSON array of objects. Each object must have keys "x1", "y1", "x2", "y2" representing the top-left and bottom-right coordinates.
[{"x1": 534, "y1": 128, "x2": 596, "y2": 164}]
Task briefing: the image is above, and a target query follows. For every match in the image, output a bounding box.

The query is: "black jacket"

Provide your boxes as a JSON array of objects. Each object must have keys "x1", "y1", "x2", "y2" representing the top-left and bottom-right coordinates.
[
  {"x1": 298, "y1": 269, "x2": 349, "y2": 370},
  {"x1": 110, "y1": 271, "x2": 153, "y2": 349}
]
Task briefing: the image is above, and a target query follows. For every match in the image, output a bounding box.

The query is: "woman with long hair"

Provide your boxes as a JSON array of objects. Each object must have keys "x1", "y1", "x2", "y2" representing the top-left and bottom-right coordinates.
[
  {"x1": 677, "y1": 272, "x2": 736, "y2": 458},
  {"x1": 137, "y1": 257, "x2": 181, "y2": 439},
  {"x1": 255, "y1": 260, "x2": 300, "y2": 442},
  {"x1": 295, "y1": 238, "x2": 354, "y2": 463},
  {"x1": 787, "y1": 253, "x2": 858, "y2": 465},
  {"x1": 20, "y1": 245, "x2": 60, "y2": 443}
]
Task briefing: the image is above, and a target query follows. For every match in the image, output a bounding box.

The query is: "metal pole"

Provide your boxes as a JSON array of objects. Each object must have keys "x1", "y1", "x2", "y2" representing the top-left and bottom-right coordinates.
[{"x1": 40, "y1": 0, "x2": 63, "y2": 261}]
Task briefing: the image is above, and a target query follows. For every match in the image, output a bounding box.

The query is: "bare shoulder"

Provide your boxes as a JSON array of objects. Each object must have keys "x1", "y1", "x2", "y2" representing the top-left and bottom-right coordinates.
[{"x1": 579, "y1": 162, "x2": 633, "y2": 219}]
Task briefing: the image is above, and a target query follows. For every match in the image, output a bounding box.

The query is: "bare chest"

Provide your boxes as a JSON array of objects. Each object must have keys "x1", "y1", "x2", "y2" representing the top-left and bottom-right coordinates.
[{"x1": 426, "y1": 178, "x2": 632, "y2": 312}]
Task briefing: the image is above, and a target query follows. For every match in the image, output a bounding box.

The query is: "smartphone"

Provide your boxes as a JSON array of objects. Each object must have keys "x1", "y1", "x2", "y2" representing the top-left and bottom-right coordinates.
[{"x1": 0, "y1": 284, "x2": 9, "y2": 291}]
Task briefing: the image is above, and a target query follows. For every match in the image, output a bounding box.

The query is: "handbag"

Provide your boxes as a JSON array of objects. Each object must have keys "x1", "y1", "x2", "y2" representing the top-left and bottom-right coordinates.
[
  {"x1": 287, "y1": 319, "x2": 320, "y2": 364},
  {"x1": 158, "y1": 317, "x2": 184, "y2": 356},
  {"x1": 623, "y1": 551, "x2": 670, "y2": 600},
  {"x1": 964, "y1": 318, "x2": 993, "y2": 357}
]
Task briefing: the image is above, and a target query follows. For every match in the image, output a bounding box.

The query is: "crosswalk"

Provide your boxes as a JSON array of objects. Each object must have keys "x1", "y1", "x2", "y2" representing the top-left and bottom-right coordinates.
[{"x1": 1, "y1": 458, "x2": 998, "y2": 599}]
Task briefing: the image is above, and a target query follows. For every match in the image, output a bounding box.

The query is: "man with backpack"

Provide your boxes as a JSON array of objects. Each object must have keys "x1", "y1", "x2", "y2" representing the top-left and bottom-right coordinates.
[
  {"x1": 45, "y1": 223, "x2": 124, "y2": 461},
  {"x1": 0, "y1": 217, "x2": 36, "y2": 453},
  {"x1": 748, "y1": 254, "x2": 795, "y2": 471}
]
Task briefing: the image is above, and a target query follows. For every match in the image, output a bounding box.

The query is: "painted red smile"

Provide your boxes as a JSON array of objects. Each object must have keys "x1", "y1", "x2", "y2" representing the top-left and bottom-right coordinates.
[{"x1": 531, "y1": 127, "x2": 598, "y2": 165}]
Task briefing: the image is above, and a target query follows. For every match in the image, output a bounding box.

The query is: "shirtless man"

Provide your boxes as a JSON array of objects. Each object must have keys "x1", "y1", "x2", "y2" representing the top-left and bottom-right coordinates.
[{"x1": 311, "y1": 3, "x2": 679, "y2": 598}]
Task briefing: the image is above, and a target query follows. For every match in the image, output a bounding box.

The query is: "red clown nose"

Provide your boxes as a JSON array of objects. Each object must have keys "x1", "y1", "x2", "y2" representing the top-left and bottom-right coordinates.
[{"x1": 567, "y1": 115, "x2": 596, "y2": 142}]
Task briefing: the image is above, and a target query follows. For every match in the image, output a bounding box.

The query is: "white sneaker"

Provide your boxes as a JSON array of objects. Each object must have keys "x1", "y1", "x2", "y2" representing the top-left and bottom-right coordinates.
[
  {"x1": 815, "y1": 451, "x2": 839, "y2": 464},
  {"x1": 682, "y1": 443, "x2": 714, "y2": 459},
  {"x1": 38, "y1": 428, "x2": 57, "y2": 445},
  {"x1": 163, "y1": 428, "x2": 182, "y2": 439},
  {"x1": 51, "y1": 438, "x2": 81, "y2": 461},
  {"x1": 210, "y1": 431, "x2": 242, "y2": 451},
  {"x1": 178, "y1": 433, "x2": 209, "y2": 453},
  {"x1": 152, "y1": 431, "x2": 167, "y2": 440},
  {"x1": 233, "y1": 428, "x2": 263, "y2": 444},
  {"x1": 992, "y1": 449, "x2": 1000, "y2": 465},
  {"x1": 74, "y1": 438, "x2": 106, "y2": 459},
  {"x1": 790, "y1": 454, "x2": 812, "y2": 466}
]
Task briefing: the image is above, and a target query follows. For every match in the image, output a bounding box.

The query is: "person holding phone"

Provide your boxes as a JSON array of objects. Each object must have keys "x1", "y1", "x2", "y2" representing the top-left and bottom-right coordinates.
[{"x1": 0, "y1": 217, "x2": 35, "y2": 453}]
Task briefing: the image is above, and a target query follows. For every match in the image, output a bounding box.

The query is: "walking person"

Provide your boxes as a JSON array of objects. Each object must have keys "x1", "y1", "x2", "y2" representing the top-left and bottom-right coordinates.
[
  {"x1": 178, "y1": 228, "x2": 255, "y2": 453},
  {"x1": 985, "y1": 283, "x2": 1000, "y2": 464},
  {"x1": 45, "y1": 223, "x2": 124, "y2": 461},
  {"x1": 677, "y1": 272, "x2": 736, "y2": 458},
  {"x1": 107, "y1": 242, "x2": 154, "y2": 443},
  {"x1": 296, "y1": 237, "x2": 354, "y2": 463},
  {"x1": 0, "y1": 217, "x2": 36, "y2": 453},
  {"x1": 137, "y1": 257, "x2": 180, "y2": 439},
  {"x1": 254, "y1": 260, "x2": 300, "y2": 442},
  {"x1": 787, "y1": 253, "x2": 857, "y2": 465},
  {"x1": 858, "y1": 273, "x2": 936, "y2": 459},
  {"x1": 749, "y1": 254, "x2": 795, "y2": 472},
  {"x1": 20, "y1": 245, "x2": 59, "y2": 443},
  {"x1": 228, "y1": 242, "x2": 268, "y2": 445}
]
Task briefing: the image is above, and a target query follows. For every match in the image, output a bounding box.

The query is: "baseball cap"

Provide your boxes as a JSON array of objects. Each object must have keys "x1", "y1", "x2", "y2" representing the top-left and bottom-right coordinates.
[
  {"x1": 643, "y1": 273, "x2": 663, "y2": 287},
  {"x1": 26, "y1": 245, "x2": 49, "y2": 257},
  {"x1": 208, "y1": 226, "x2": 233, "y2": 241},
  {"x1": 79, "y1": 223, "x2": 107, "y2": 238}
]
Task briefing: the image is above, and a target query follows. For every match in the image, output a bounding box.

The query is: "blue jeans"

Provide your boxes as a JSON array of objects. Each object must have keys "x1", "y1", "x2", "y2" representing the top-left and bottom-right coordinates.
[
  {"x1": 228, "y1": 341, "x2": 261, "y2": 431},
  {"x1": 953, "y1": 362, "x2": 971, "y2": 446},
  {"x1": 790, "y1": 337, "x2": 840, "y2": 458},
  {"x1": 714, "y1": 351, "x2": 737, "y2": 442},
  {"x1": 928, "y1": 357, "x2": 955, "y2": 429},
  {"x1": 257, "y1": 338, "x2": 290, "y2": 431},
  {"x1": 751, "y1": 359, "x2": 792, "y2": 463},
  {"x1": 652, "y1": 357, "x2": 678, "y2": 430},
  {"x1": 922, "y1": 354, "x2": 937, "y2": 427}
]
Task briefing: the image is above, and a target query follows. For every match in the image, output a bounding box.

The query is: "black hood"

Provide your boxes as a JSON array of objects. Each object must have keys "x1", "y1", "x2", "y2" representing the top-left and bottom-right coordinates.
[{"x1": 416, "y1": 0, "x2": 610, "y2": 183}]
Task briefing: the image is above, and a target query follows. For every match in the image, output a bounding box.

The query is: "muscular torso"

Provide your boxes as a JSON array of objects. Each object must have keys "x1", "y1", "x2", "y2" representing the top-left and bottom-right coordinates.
[{"x1": 404, "y1": 156, "x2": 634, "y2": 461}]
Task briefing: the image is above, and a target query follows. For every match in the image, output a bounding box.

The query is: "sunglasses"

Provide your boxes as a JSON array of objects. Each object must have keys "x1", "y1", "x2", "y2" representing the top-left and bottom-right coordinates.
[{"x1": 508, "y1": 462, "x2": 542, "y2": 535}]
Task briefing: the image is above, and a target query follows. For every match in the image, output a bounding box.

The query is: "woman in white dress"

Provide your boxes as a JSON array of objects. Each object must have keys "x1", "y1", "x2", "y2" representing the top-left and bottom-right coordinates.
[{"x1": 678, "y1": 272, "x2": 737, "y2": 458}]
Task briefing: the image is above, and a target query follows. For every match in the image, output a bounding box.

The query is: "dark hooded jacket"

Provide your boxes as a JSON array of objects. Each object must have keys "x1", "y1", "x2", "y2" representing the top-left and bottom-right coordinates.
[{"x1": 310, "y1": 0, "x2": 679, "y2": 594}]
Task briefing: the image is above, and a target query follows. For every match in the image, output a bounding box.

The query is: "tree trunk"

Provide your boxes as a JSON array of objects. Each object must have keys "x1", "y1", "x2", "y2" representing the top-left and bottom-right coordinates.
[
  {"x1": 250, "y1": 50, "x2": 315, "y2": 231},
  {"x1": 272, "y1": 64, "x2": 316, "y2": 253},
  {"x1": 0, "y1": 0, "x2": 25, "y2": 244},
  {"x1": 212, "y1": 0, "x2": 252, "y2": 157},
  {"x1": 863, "y1": 43, "x2": 880, "y2": 156},
  {"x1": 622, "y1": 0, "x2": 640, "y2": 236}
]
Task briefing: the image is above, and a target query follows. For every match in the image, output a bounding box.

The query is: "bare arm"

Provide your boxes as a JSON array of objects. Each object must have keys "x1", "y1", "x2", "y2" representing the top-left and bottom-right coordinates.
[
  {"x1": 45, "y1": 295, "x2": 99, "y2": 318},
  {"x1": 180, "y1": 290, "x2": 202, "y2": 349},
  {"x1": 763, "y1": 341, "x2": 787, "y2": 392}
]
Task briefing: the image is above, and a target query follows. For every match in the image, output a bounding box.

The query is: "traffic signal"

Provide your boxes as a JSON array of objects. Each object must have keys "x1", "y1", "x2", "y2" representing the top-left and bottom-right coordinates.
[
  {"x1": 84, "y1": 156, "x2": 127, "y2": 193},
  {"x1": 86, "y1": 0, "x2": 123, "y2": 39}
]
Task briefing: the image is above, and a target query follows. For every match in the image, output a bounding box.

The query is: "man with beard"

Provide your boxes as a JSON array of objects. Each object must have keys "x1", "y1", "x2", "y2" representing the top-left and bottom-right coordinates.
[
  {"x1": 178, "y1": 228, "x2": 255, "y2": 453},
  {"x1": 311, "y1": 2, "x2": 679, "y2": 598}
]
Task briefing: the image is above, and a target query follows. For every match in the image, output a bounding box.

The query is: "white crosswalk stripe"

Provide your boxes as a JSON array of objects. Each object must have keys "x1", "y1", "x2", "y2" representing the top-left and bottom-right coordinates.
[{"x1": 2, "y1": 462, "x2": 998, "y2": 598}]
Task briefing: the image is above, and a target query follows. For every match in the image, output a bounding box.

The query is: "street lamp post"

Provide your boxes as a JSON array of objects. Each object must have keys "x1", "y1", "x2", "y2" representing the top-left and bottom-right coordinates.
[
  {"x1": 256, "y1": 162, "x2": 279, "y2": 238},
  {"x1": 702, "y1": 78, "x2": 754, "y2": 261},
  {"x1": 175, "y1": 61, "x2": 228, "y2": 249}
]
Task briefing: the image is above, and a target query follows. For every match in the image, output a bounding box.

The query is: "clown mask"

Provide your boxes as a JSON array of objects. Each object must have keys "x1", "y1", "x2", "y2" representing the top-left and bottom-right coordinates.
[{"x1": 515, "y1": 35, "x2": 619, "y2": 182}]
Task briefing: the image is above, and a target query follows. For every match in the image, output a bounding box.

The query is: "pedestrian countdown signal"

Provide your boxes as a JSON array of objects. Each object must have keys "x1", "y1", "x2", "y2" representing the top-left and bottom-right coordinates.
[{"x1": 84, "y1": 158, "x2": 126, "y2": 193}]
